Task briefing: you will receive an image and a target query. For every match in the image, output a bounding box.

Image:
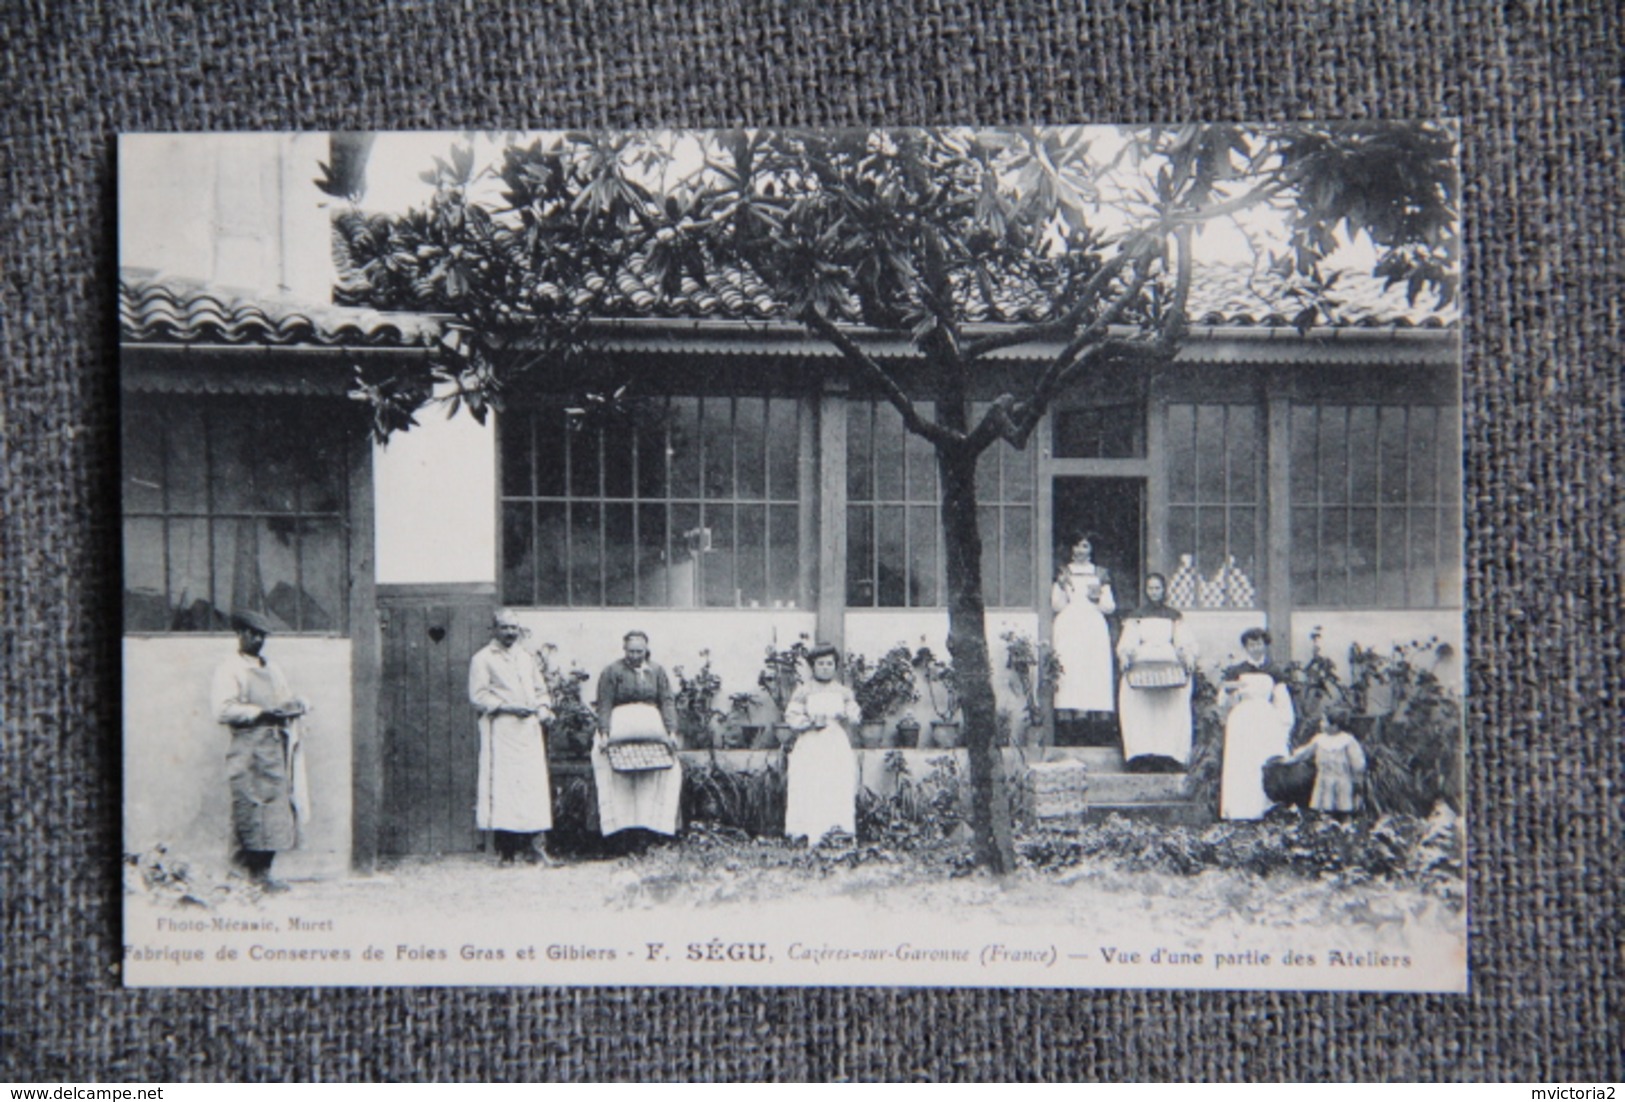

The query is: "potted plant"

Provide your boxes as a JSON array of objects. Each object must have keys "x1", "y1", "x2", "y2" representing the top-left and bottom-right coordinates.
[
  {"x1": 894, "y1": 712, "x2": 922, "y2": 750},
  {"x1": 672, "y1": 652, "x2": 724, "y2": 750},
  {"x1": 536, "y1": 644, "x2": 598, "y2": 759},
  {"x1": 914, "y1": 645, "x2": 961, "y2": 749},
  {"x1": 722, "y1": 690, "x2": 762, "y2": 750},
  {"x1": 1001, "y1": 629, "x2": 1064, "y2": 746},
  {"x1": 848, "y1": 644, "x2": 917, "y2": 748},
  {"x1": 759, "y1": 635, "x2": 811, "y2": 748}
]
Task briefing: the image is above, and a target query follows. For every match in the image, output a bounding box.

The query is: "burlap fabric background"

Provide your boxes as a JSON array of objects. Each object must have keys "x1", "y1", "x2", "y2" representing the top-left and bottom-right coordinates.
[{"x1": 3, "y1": 0, "x2": 1619, "y2": 1082}]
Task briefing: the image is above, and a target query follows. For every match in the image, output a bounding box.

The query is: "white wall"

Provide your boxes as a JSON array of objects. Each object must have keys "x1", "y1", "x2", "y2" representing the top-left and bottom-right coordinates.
[
  {"x1": 119, "y1": 133, "x2": 334, "y2": 299},
  {"x1": 373, "y1": 414, "x2": 499, "y2": 584},
  {"x1": 124, "y1": 637, "x2": 353, "y2": 880},
  {"x1": 504, "y1": 608, "x2": 818, "y2": 715},
  {"x1": 1291, "y1": 609, "x2": 1465, "y2": 691}
]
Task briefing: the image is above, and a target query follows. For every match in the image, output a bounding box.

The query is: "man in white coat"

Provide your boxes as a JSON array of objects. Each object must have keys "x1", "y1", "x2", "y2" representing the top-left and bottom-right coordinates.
[{"x1": 468, "y1": 609, "x2": 555, "y2": 865}]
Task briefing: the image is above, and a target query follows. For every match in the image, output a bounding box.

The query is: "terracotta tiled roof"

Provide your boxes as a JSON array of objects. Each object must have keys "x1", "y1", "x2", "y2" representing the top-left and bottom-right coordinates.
[
  {"x1": 337, "y1": 253, "x2": 1454, "y2": 331},
  {"x1": 120, "y1": 269, "x2": 440, "y2": 348}
]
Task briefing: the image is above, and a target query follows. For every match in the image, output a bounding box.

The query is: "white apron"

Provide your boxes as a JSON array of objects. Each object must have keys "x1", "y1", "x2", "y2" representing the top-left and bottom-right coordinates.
[{"x1": 592, "y1": 702, "x2": 683, "y2": 836}]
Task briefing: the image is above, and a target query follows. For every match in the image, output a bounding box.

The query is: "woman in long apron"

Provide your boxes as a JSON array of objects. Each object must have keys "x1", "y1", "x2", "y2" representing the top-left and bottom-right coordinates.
[
  {"x1": 1051, "y1": 533, "x2": 1117, "y2": 728},
  {"x1": 782, "y1": 644, "x2": 862, "y2": 844},
  {"x1": 1219, "y1": 628, "x2": 1295, "y2": 819}
]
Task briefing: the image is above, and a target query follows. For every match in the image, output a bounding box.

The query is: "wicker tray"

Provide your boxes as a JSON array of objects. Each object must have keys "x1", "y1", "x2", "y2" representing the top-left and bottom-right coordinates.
[
  {"x1": 1125, "y1": 661, "x2": 1188, "y2": 689},
  {"x1": 605, "y1": 740, "x2": 676, "y2": 773}
]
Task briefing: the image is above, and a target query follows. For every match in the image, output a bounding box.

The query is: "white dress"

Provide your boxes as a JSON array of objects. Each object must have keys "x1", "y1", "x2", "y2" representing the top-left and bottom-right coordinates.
[
  {"x1": 592, "y1": 703, "x2": 683, "y2": 836},
  {"x1": 783, "y1": 683, "x2": 861, "y2": 843},
  {"x1": 1116, "y1": 615, "x2": 1195, "y2": 765},
  {"x1": 468, "y1": 642, "x2": 554, "y2": 832},
  {"x1": 1051, "y1": 563, "x2": 1116, "y2": 712},
  {"x1": 1220, "y1": 667, "x2": 1295, "y2": 820}
]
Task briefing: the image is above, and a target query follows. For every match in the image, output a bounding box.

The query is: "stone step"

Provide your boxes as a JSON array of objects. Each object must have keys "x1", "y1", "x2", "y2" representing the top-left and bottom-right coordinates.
[
  {"x1": 1082, "y1": 801, "x2": 1211, "y2": 827},
  {"x1": 1084, "y1": 772, "x2": 1190, "y2": 803},
  {"x1": 1045, "y1": 746, "x2": 1126, "y2": 772}
]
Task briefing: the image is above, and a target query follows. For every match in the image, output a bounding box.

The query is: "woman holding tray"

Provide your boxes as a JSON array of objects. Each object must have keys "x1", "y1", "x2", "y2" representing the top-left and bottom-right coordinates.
[
  {"x1": 782, "y1": 643, "x2": 862, "y2": 845},
  {"x1": 592, "y1": 630, "x2": 683, "y2": 841},
  {"x1": 1116, "y1": 573, "x2": 1197, "y2": 771},
  {"x1": 1050, "y1": 533, "x2": 1117, "y2": 734}
]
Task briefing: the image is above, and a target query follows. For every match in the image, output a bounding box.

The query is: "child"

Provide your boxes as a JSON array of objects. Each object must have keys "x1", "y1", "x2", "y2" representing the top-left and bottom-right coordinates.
[{"x1": 1283, "y1": 707, "x2": 1368, "y2": 816}]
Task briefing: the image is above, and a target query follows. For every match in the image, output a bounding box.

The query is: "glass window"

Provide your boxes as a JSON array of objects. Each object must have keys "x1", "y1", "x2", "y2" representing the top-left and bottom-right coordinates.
[
  {"x1": 1289, "y1": 403, "x2": 1462, "y2": 609},
  {"x1": 121, "y1": 396, "x2": 352, "y2": 633},
  {"x1": 846, "y1": 400, "x2": 1035, "y2": 608},
  {"x1": 1053, "y1": 403, "x2": 1146, "y2": 458},
  {"x1": 1164, "y1": 403, "x2": 1262, "y2": 610},
  {"x1": 500, "y1": 395, "x2": 804, "y2": 609}
]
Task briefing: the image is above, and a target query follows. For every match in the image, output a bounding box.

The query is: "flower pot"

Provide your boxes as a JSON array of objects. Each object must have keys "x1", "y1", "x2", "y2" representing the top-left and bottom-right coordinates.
[
  {"x1": 859, "y1": 722, "x2": 886, "y2": 749},
  {"x1": 894, "y1": 718, "x2": 921, "y2": 749},
  {"x1": 768, "y1": 723, "x2": 796, "y2": 750},
  {"x1": 927, "y1": 721, "x2": 962, "y2": 749}
]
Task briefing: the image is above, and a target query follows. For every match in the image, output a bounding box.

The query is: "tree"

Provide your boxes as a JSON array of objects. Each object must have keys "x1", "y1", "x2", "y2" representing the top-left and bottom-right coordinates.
[{"x1": 335, "y1": 124, "x2": 1457, "y2": 872}]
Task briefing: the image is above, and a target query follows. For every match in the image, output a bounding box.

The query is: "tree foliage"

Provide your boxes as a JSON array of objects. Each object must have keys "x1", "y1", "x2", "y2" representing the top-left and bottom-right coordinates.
[{"x1": 336, "y1": 124, "x2": 1457, "y2": 872}]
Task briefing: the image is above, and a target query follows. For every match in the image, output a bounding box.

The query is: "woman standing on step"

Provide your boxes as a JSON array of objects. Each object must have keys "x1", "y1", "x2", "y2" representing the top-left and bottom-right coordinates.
[
  {"x1": 782, "y1": 644, "x2": 862, "y2": 845},
  {"x1": 1050, "y1": 533, "x2": 1116, "y2": 738},
  {"x1": 1116, "y1": 573, "x2": 1197, "y2": 772}
]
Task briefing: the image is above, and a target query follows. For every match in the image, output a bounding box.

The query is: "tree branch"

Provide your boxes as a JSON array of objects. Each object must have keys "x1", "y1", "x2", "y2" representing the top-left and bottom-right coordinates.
[{"x1": 802, "y1": 309, "x2": 962, "y2": 450}]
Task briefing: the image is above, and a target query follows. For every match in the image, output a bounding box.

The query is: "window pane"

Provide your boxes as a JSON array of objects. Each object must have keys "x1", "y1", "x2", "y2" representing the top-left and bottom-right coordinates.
[
  {"x1": 1226, "y1": 406, "x2": 1258, "y2": 502},
  {"x1": 669, "y1": 397, "x2": 700, "y2": 498},
  {"x1": 123, "y1": 517, "x2": 168, "y2": 631},
  {"x1": 737, "y1": 504, "x2": 767, "y2": 607},
  {"x1": 1196, "y1": 507, "x2": 1227, "y2": 606},
  {"x1": 299, "y1": 519, "x2": 344, "y2": 632},
  {"x1": 570, "y1": 427, "x2": 601, "y2": 498},
  {"x1": 1290, "y1": 506, "x2": 1320, "y2": 607},
  {"x1": 846, "y1": 402, "x2": 873, "y2": 501},
  {"x1": 171, "y1": 517, "x2": 220, "y2": 630},
  {"x1": 637, "y1": 503, "x2": 669, "y2": 607},
  {"x1": 1195, "y1": 406, "x2": 1226, "y2": 503},
  {"x1": 702, "y1": 504, "x2": 734, "y2": 607},
  {"x1": 1003, "y1": 507, "x2": 1033, "y2": 609},
  {"x1": 1347, "y1": 507, "x2": 1378, "y2": 606},
  {"x1": 769, "y1": 504, "x2": 799, "y2": 608},
  {"x1": 1348, "y1": 406, "x2": 1378, "y2": 503},
  {"x1": 213, "y1": 518, "x2": 299, "y2": 631},
  {"x1": 1167, "y1": 506, "x2": 1195, "y2": 580},
  {"x1": 296, "y1": 423, "x2": 348, "y2": 514},
  {"x1": 1407, "y1": 406, "x2": 1439, "y2": 502},
  {"x1": 123, "y1": 411, "x2": 165, "y2": 514},
  {"x1": 1436, "y1": 500, "x2": 1462, "y2": 606},
  {"x1": 736, "y1": 398, "x2": 766, "y2": 499},
  {"x1": 1379, "y1": 407, "x2": 1409, "y2": 504},
  {"x1": 1002, "y1": 440, "x2": 1033, "y2": 503},
  {"x1": 501, "y1": 502, "x2": 535, "y2": 606},
  {"x1": 874, "y1": 405, "x2": 904, "y2": 501},
  {"x1": 569, "y1": 503, "x2": 602, "y2": 605},
  {"x1": 534, "y1": 409, "x2": 566, "y2": 498},
  {"x1": 1319, "y1": 406, "x2": 1348, "y2": 504},
  {"x1": 846, "y1": 504, "x2": 874, "y2": 607},
  {"x1": 1167, "y1": 405, "x2": 1195, "y2": 502},
  {"x1": 1320, "y1": 508, "x2": 1349, "y2": 607},
  {"x1": 876, "y1": 504, "x2": 906, "y2": 606},
  {"x1": 767, "y1": 399, "x2": 799, "y2": 500},
  {"x1": 1410, "y1": 506, "x2": 1438, "y2": 609},
  {"x1": 604, "y1": 503, "x2": 636, "y2": 606},
  {"x1": 976, "y1": 444, "x2": 999, "y2": 502},
  {"x1": 1438, "y1": 409, "x2": 1462, "y2": 506},
  {"x1": 1290, "y1": 405, "x2": 1318, "y2": 504},
  {"x1": 1228, "y1": 507, "x2": 1258, "y2": 608},
  {"x1": 908, "y1": 504, "x2": 938, "y2": 606},
  {"x1": 603, "y1": 424, "x2": 634, "y2": 499},
  {"x1": 1378, "y1": 507, "x2": 1409, "y2": 608},
  {"x1": 905, "y1": 402, "x2": 936, "y2": 502},
  {"x1": 536, "y1": 501, "x2": 569, "y2": 606},
  {"x1": 163, "y1": 404, "x2": 209, "y2": 514},
  {"x1": 669, "y1": 502, "x2": 701, "y2": 608},
  {"x1": 702, "y1": 397, "x2": 734, "y2": 500},
  {"x1": 636, "y1": 401, "x2": 669, "y2": 499},
  {"x1": 499, "y1": 415, "x2": 533, "y2": 498},
  {"x1": 1055, "y1": 405, "x2": 1144, "y2": 458}
]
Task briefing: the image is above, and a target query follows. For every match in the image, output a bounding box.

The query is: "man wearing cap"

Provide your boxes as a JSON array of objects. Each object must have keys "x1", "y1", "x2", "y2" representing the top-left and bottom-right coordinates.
[
  {"x1": 211, "y1": 610, "x2": 311, "y2": 891},
  {"x1": 468, "y1": 610, "x2": 556, "y2": 865}
]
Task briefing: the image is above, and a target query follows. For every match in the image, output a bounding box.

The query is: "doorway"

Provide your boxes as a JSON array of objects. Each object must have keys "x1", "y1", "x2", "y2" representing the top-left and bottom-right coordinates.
[{"x1": 1051, "y1": 477, "x2": 1144, "y2": 747}]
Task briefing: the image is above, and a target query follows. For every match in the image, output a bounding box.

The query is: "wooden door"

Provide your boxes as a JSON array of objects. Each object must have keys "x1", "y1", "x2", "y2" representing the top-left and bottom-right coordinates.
[{"x1": 378, "y1": 593, "x2": 496, "y2": 855}]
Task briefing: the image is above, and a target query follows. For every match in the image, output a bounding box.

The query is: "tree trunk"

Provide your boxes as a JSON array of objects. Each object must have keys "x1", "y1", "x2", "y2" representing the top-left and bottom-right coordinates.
[{"x1": 938, "y1": 445, "x2": 1017, "y2": 874}]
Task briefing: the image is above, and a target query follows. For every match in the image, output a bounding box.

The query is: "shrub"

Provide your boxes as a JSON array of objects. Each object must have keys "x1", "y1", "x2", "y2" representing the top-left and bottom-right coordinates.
[
  {"x1": 680, "y1": 755, "x2": 787, "y2": 837},
  {"x1": 672, "y1": 652, "x2": 724, "y2": 748},
  {"x1": 847, "y1": 645, "x2": 918, "y2": 724},
  {"x1": 538, "y1": 644, "x2": 598, "y2": 759}
]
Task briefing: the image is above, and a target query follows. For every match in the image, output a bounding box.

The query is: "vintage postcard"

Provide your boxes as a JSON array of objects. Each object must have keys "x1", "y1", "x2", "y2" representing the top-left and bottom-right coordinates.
[{"x1": 120, "y1": 126, "x2": 1465, "y2": 991}]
